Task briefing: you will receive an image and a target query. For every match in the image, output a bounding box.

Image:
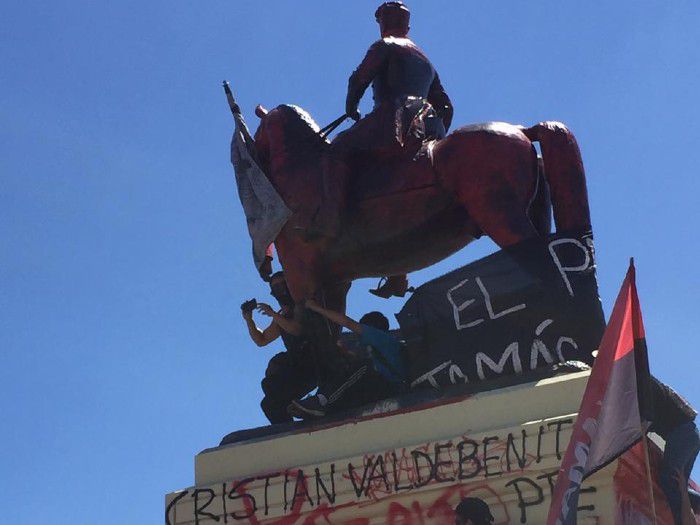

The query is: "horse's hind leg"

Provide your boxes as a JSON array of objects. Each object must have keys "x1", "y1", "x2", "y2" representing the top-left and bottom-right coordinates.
[
  {"x1": 465, "y1": 170, "x2": 540, "y2": 249},
  {"x1": 463, "y1": 170, "x2": 565, "y2": 288},
  {"x1": 437, "y1": 129, "x2": 540, "y2": 249},
  {"x1": 475, "y1": 203, "x2": 539, "y2": 248},
  {"x1": 456, "y1": 144, "x2": 569, "y2": 286}
]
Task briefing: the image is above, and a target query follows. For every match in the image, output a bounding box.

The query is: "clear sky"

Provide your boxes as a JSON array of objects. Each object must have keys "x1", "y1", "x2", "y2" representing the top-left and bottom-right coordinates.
[{"x1": 1, "y1": 1, "x2": 698, "y2": 523}]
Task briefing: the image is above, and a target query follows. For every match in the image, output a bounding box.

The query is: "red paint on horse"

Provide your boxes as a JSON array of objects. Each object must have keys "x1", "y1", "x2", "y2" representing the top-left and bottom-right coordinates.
[{"x1": 254, "y1": 105, "x2": 591, "y2": 313}]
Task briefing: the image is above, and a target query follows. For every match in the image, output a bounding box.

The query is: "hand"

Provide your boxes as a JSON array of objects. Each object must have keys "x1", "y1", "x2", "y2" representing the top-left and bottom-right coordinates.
[
  {"x1": 256, "y1": 303, "x2": 275, "y2": 317},
  {"x1": 241, "y1": 298, "x2": 257, "y2": 318},
  {"x1": 346, "y1": 104, "x2": 360, "y2": 122}
]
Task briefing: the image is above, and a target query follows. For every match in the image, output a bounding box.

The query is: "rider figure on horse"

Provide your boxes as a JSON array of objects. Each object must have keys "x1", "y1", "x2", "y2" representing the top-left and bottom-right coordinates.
[
  {"x1": 316, "y1": 1, "x2": 454, "y2": 297},
  {"x1": 338, "y1": 1, "x2": 453, "y2": 154}
]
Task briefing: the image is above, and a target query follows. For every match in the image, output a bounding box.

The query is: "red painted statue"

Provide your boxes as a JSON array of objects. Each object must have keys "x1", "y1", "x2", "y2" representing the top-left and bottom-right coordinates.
[
  {"x1": 311, "y1": 2, "x2": 453, "y2": 298},
  {"x1": 233, "y1": 1, "x2": 592, "y2": 320}
]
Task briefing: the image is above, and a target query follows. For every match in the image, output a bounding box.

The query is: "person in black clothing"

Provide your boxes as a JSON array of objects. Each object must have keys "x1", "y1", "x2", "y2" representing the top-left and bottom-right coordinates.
[
  {"x1": 288, "y1": 302, "x2": 406, "y2": 420},
  {"x1": 241, "y1": 272, "x2": 317, "y2": 424},
  {"x1": 649, "y1": 377, "x2": 700, "y2": 525}
]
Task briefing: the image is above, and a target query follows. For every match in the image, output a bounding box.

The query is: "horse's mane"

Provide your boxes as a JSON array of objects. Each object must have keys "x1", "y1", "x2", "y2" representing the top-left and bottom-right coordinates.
[{"x1": 276, "y1": 104, "x2": 328, "y2": 151}]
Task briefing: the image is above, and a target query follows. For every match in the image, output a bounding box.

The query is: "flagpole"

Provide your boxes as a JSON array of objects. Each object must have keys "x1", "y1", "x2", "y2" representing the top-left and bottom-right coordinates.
[{"x1": 629, "y1": 258, "x2": 658, "y2": 525}]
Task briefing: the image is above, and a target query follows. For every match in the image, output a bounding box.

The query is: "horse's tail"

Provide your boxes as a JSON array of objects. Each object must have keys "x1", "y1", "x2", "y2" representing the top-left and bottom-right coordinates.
[
  {"x1": 529, "y1": 156, "x2": 552, "y2": 236},
  {"x1": 522, "y1": 121, "x2": 591, "y2": 233}
]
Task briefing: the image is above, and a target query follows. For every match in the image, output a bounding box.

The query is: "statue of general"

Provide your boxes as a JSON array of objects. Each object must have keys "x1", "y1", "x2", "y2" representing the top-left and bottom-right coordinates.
[{"x1": 227, "y1": 1, "x2": 592, "y2": 382}]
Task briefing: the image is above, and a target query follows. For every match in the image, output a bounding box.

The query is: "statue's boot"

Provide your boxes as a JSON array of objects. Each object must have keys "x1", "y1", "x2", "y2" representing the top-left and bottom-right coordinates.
[
  {"x1": 369, "y1": 275, "x2": 411, "y2": 298},
  {"x1": 304, "y1": 155, "x2": 350, "y2": 239}
]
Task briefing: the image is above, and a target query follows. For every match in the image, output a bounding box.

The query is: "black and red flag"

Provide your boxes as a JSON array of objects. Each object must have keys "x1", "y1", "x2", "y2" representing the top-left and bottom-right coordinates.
[{"x1": 546, "y1": 261, "x2": 654, "y2": 525}]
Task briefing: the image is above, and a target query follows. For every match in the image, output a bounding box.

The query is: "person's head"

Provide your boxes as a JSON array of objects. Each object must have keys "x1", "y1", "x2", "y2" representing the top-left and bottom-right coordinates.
[
  {"x1": 375, "y1": 1, "x2": 410, "y2": 38},
  {"x1": 359, "y1": 311, "x2": 390, "y2": 331},
  {"x1": 454, "y1": 497, "x2": 494, "y2": 525},
  {"x1": 269, "y1": 272, "x2": 293, "y2": 307}
]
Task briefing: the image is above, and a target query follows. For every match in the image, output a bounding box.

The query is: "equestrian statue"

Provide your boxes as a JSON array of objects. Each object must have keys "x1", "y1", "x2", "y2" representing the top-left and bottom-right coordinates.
[{"x1": 227, "y1": 1, "x2": 592, "y2": 321}]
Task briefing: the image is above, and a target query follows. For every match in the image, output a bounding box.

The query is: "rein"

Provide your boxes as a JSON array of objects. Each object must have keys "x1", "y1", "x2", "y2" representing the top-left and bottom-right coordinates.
[{"x1": 318, "y1": 113, "x2": 350, "y2": 139}]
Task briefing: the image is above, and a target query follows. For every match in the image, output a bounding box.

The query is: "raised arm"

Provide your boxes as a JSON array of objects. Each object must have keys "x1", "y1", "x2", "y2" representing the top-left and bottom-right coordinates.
[
  {"x1": 305, "y1": 299, "x2": 364, "y2": 335},
  {"x1": 346, "y1": 40, "x2": 389, "y2": 120},
  {"x1": 256, "y1": 303, "x2": 302, "y2": 337},
  {"x1": 242, "y1": 307, "x2": 281, "y2": 347},
  {"x1": 427, "y1": 73, "x2": 453, "y2": 132}
]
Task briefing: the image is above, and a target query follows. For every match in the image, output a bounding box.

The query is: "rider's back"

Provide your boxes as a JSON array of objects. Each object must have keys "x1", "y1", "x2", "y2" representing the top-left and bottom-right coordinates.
[{"x1": 354, "y1": 36, "x2": 437, "y2": 108}]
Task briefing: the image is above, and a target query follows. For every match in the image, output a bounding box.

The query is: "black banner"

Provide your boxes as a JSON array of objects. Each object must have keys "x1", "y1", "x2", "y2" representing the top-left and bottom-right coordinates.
[{"x1": 397, "y1": 231, "x2": 605, "y2": 390}]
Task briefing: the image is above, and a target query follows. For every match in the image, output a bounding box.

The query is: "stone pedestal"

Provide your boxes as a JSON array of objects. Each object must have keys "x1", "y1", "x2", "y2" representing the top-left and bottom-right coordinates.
[{"x1": 166, "y1": 370, "x2": 673, "y2": 524}]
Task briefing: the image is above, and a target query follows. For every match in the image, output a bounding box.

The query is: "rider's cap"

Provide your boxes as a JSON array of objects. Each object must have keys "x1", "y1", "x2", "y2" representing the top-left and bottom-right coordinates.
[{"x1": 375, "y1": 2, "x2": 410, "y2": 30}]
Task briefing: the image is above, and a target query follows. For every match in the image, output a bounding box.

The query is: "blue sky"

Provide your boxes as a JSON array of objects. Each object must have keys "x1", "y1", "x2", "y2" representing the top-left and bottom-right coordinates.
[{"x1": 1, "y1": 1, "x2": 698, "y2": 523}]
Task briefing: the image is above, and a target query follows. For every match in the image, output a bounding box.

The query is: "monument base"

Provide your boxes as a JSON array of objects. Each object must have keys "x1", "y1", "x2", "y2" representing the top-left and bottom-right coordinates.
[{"x1": 166, "y1": 370, "x2": 679, "y2": 524}]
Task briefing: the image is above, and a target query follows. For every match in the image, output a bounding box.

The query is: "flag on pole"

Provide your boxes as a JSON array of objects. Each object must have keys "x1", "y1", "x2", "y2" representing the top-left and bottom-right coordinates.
[
  {"x1": 546, "y1": 261, "x2": 654, "y2": 525},
  {"x1": 230, "y1": 111, "x2": 291, "y2": 272}
]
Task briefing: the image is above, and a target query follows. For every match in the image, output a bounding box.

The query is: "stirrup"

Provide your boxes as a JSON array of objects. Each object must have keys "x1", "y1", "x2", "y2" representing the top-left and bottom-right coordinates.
[
  {"x1": 369, "y1": 276, "x2": 411, "y2": 299},
  {"x1": 369, "y1": 277, "x2": 390, "y2": 298}
]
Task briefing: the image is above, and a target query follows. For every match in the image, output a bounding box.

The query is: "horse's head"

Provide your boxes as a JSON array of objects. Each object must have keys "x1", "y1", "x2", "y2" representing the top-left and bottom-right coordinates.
[{"x1": 253, "y1": 104, "x2": 327, "y2": 175}]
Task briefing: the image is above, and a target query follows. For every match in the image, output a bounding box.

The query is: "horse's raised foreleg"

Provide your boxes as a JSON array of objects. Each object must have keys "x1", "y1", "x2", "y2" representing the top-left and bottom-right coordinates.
[
  {"x1": 299, "y1": 279, "x2": 353, "y2": 391},
  {"x1": 318, "y1": 280, "x2": 352, "y2": 316}
]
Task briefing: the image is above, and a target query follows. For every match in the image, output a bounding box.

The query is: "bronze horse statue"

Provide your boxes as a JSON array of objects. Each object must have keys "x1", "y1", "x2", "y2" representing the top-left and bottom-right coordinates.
[{"x1": 248, "y1": 103, "x2": 591, "y2": 314}]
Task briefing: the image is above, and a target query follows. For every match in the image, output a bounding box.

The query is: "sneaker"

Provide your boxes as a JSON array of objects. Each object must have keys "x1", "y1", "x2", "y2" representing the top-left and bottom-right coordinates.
[
  {"x1": 288, "y1": 394, "x2": 328, "y2": 420},
  {"x1": 288, "y1": 365, "x2": 369, "y2": 420}
]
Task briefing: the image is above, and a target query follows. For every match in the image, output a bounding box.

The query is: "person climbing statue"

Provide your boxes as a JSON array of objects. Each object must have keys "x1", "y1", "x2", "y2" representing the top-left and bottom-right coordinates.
[
  {"x1": 240, "y1": 272, "x2": 318, "y2": 424},
  {"x1": 288, "y1": 300, "x2": 406, "y2": 419}
]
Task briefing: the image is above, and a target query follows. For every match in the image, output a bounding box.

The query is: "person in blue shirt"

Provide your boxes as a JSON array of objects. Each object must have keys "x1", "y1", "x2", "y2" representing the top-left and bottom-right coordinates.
[{"x1": 288, "y1": 299, "x2": 405, "y2": 419}]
